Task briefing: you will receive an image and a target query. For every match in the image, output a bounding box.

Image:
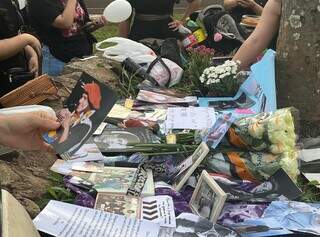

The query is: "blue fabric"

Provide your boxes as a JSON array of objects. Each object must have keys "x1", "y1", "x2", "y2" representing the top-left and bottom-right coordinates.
[{"x1": 42, "y1": 45, "x2": 65, "y2": 76}]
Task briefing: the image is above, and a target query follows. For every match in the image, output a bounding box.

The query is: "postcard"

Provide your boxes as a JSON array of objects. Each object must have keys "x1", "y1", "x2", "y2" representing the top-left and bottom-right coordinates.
[
  {"x1": 33, "y1": 200, "x2": 160, "y2": 237},
  {"x1": 50, "y1": 159, "x2": 103, "y2": 176},
  {"x1": 190, "y1": 170, "x2": 227, "y2": 223},
  {"x1": 173, "y1": 142, "x2": 210, "y2": 192},
  {"x1": 136, "y1": 90, "x2": 197, "y2": 104},
  {"x1": 141, "y1": 195, "x2": 176, "y2": 228},
  {"x1": 93, "y1": 127, "x2": 160, "y2": 153},
  {"x1": 202, "y1": 113, "x2": 235, "y2": 149},
  {"x1": 94, "y1": 193, "x2": 141, "y2": 218},
  {"x1": 43, "y1": 72, "x2": 117, "y2": 157},
  {"x1": 165, "y1": 107, "x2": 216, "y2": 132},
  {"x1": 67, "y1": 143, "x2": 104, "y2": 163},
  {"x1": 89, "y1": 167, "x2": 155, "y2": 196}
]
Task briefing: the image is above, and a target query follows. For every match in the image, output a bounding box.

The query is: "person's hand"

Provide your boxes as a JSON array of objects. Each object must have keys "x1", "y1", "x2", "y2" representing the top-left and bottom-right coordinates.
[
  {"x1": 168, "y1": 19, "x2": 184, "y2": 31},
  {"x1": 0, "y1": 112, "x2": 60, "y2": 152},
  {"x1": 93, "y1": 16, "x2": 107, "y2": 28},
  {"x1": 28, "y1": 53, "x2": 39, "y2": 77},
  {"x1": 237, "y1": 0, "x2": 256, "y2": 9},
  {"x1": 60, "y1": 111, "x2": 71, "y2": 128},
  {"x1": 21, "y1": 33, "x2": 42, "y2": 57}
]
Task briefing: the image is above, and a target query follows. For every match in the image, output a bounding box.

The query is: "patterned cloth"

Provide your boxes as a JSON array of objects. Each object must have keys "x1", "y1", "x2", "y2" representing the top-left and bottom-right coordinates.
[{"x1": 59, "y1": 0, "x2": 85, "y2": 37}]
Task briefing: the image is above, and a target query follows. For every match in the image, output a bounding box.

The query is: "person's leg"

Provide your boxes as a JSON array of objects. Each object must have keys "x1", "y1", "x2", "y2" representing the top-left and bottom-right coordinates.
[{"x1": 42, "y1": 45, "x2": 65, "y2": 76}]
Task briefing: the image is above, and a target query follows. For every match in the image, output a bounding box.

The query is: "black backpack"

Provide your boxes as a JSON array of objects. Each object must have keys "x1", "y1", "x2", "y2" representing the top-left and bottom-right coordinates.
[{"x1": 203, "y1": 11, "x2": 250, "y2": 55}]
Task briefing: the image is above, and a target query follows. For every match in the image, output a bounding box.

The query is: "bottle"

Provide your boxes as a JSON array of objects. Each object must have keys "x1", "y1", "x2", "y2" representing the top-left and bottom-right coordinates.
[{"x1": 182, "y1": 18, "x2": 207, "y2": 48}]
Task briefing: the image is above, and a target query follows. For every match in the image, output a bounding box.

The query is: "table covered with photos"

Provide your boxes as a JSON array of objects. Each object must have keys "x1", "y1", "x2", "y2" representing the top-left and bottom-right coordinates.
[{"x1": 6, "y1": 44, "x2": 320, "y2": 237}]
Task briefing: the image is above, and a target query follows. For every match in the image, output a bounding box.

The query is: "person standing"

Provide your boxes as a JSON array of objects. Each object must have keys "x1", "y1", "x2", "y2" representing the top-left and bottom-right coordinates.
[
  {"x1": 118, "y1": 0, "x2": 202, "y2": 41},
  {"x1": 28, "y1": 0, "x2": 106, "y2": 76}
]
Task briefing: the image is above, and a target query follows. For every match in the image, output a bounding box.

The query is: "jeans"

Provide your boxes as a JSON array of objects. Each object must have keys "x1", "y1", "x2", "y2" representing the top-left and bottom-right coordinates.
[{"x1": 42, "y1": 45, "x2": 65, "y2": 76}]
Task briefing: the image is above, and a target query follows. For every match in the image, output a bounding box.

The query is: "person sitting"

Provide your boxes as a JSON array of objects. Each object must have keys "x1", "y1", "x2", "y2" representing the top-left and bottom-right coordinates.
[
  {"x1": 224, "y1": 0, "x2": 268, "y2": 23},
  {"x1": 233, "y1": 0, "x2": 281, "y2": 69},
  {"x1": 0, "y1": 0, "x2": 41, "y2": 97},
  {"x1": 118, "y1": 0, "x2": 202, "y2": 41},
  {"x1": 27, "y1": 0, "x2": 106, "y2": 76}
]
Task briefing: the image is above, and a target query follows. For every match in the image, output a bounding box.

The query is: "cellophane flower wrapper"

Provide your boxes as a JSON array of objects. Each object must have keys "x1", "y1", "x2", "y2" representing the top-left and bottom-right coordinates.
[
  {"x1": 227, "y1": 107, "x2": 299, "y2": 155},
  {"x1": 206, "y1": 150, "x2": 299, "y2": 182}
]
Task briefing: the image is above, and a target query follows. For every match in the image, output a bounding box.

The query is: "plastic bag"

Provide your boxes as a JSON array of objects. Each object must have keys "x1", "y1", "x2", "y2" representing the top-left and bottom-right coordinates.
[
  {"x1": 95, "y1": 37, "x2": 156, "y2": 62},
  {"x1": 134, "y1": 55, "x2": 183, "y2": 87}
]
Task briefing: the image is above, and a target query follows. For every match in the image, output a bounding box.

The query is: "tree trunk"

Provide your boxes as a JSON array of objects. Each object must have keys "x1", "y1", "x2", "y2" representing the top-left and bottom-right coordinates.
[{"x1": 276, "y1": 0, "x2": 320, "y2": 137}]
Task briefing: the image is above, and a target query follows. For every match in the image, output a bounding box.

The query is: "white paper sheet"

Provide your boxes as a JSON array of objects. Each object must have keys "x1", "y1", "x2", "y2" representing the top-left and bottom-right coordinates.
[
  {"x1": 141, "y1": 196, "x2": 176, "y2": 228},
  {"x1": 33, "y1": 200, "x2": 160, "y2": 237},
  {"x1": 93, "y1": 122, "x2": 108, "y2": 135},
  {"x1": 299, "y1": 148, "x2": 320, "y2": 162},
  {"x1": 303, "y1": 173, "x2": 320, "y2": 188},
  {"x1": 165, "y1": 107, "x2": 216, "y2": 132}
]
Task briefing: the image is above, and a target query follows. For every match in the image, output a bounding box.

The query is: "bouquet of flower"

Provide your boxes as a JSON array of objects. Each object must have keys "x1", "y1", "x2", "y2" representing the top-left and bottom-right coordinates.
[
  {"x1": 185, "y1": 45, "x2": 215, "y2": 93},
  {"x1": 199, "y1": 60, "x2": 241, "y2": 97}
]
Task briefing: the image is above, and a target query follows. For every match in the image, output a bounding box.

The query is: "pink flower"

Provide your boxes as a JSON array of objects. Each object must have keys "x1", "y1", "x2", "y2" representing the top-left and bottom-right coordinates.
[{"x1": 214, "y1": 33, "x2": 223, "y2": 42}]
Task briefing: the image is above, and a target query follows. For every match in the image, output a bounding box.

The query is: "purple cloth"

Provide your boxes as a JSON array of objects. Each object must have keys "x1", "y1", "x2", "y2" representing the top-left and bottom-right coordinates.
[
  {"x1": 155, "y1": 187, "x2": 192, "y2": 216},
  {"x1": 64, "y1": 176, "x2": 95, "y2": 208},
  {"x1": 218, "y1": 203, "x2": 269, "y2": 226}
]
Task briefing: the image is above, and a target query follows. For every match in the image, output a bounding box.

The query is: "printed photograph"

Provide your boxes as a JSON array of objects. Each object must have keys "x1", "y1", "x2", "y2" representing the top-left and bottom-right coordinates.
[
  {"x1": 203, "y1": 113, "x2": 235, "y2": 149},
  {"x1": 190, "y1": 170, "x2": 227, "y2": 223},
  {"x1": 95, "y1": 193, "x2": 141, "y2": 218},
  {"x1": 43, "y1": 72, "x2": 117, "y2": 156},
  {"x1": 93, "y1": 127, "x2": 160, "y2": 153}
]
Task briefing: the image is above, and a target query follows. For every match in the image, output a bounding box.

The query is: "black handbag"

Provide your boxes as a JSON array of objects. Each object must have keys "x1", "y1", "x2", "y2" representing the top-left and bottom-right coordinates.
[{"x1": 0, "y1": 67, "x2": 35, "y2": 97}]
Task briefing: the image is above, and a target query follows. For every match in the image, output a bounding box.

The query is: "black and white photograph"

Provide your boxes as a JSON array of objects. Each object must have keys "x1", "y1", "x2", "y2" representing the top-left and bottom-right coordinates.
[{"x1": 190, "y1": 170, "x2": 227, "y2": 223}]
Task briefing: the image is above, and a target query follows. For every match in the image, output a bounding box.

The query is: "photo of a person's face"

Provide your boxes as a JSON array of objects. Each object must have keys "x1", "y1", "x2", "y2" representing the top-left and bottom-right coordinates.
[
  {"x1": 94, "y1": 132, "x2": 140, "y2": 149},
  {"x1": 194, "y1": 181, "x2": 215, "y2": 219},
  {"x1": 76, "y1": 93, "x2": 90, "y2": 113}
]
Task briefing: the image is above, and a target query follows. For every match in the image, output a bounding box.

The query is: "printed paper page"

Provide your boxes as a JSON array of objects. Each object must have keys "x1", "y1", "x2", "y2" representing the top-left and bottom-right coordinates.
[{"x1": 33, "y1": 200, "x2": 160, "y2": 237}]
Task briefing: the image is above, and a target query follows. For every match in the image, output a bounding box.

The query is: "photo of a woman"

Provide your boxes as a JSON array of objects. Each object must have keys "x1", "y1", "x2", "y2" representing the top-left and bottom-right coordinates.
[
  {"x1": 43, "y1": 73, "x2": 117, "y2": 156},
  {"x1": 54, "y1": 81, "x2": 102, "y2": 154}
]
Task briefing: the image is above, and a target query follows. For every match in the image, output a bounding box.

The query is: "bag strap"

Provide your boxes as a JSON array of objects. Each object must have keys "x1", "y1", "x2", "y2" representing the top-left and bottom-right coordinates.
[{"x1": 146, "y1": 56, "x2": 171, "y2": 87}]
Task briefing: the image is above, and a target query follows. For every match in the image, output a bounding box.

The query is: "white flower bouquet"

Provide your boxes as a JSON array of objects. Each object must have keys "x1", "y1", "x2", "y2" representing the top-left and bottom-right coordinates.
[{"x1": 199, "y1": 60, "x2": 241, "y2": 97}]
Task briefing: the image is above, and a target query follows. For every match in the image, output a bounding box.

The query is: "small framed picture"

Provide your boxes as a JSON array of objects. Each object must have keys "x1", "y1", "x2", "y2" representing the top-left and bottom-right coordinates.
[{"x1": 190, "y1": 170, "x2": 227, "y2": 223}]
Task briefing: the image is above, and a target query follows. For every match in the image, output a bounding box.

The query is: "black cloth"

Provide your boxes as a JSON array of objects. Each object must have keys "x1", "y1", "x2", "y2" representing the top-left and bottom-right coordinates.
[
  {"x1": 128, "y1": 0, "x2": 181, "y2": 41},
  {"x1": 27, "y1": 0, "x2": 96, "y2": 63},
  {"x1": 229, "y1": 0, "x2": 268, "y2": 23},
  {"x1": 0, "y1": 0, "x2": 28, "y2": 96},
  {"x1": 0, "y1": 0, "x2": 27, "y2": 73}
]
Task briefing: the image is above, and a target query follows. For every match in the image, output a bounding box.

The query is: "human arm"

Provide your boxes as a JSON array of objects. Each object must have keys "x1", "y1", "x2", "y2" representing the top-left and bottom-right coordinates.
[
  {"x1": 224, "y1": 0, "x2": 238, "y2": 10},
  {"x1": 52, "y1": 0, "x2": 78, "y2": 29},
  {"x1": 24, "y1": 45, "x2": 39, "y2": 76},
  {"x1": 0, "y1": 112, "x2": 60, "y2": 151},
  {"x1": 237, "y1": 0, "x2": 263, "y2": 15},
  {"x1": 225, "y1": 0, "x2": 263, "y2": 15},
  {"x1": 169, "y1": 0, "x2": 202, "y2": 30},
  {"x1": 0, "y1": 34, "x2": 41, "y2": 61},
  {"x1": 118, "y1": 20, "x2": 131, "y2": 38},
  {"x1": 233, "y1": 0, "x2": 282, "y2": 70}
]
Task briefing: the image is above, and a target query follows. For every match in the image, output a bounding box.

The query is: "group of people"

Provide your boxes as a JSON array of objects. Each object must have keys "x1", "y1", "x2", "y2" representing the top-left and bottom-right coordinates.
[{"x1": 0, "y1": 0, "x2": 283, "y2": 152}]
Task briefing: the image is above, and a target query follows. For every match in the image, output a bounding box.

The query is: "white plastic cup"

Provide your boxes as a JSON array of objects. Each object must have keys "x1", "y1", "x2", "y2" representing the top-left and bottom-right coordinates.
[{"x1": 103, "y1": 0, "x2": 132, "y2": 23}]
